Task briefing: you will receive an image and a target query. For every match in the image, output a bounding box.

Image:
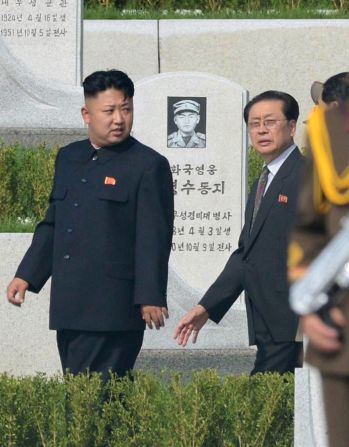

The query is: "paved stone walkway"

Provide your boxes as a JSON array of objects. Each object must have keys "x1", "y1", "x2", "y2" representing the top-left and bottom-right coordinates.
[{"x1": 135, "y1": 349, "x2": 256, "y2": 380}]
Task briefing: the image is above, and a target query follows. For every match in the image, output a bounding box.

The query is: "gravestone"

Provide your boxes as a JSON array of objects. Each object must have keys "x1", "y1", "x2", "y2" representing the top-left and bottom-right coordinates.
[
  {"x1": 0, "y1": 0, "x2": 82, "y2": 85},
  {"x1": 133, "y1": 72, "x2": 250, "y2": 349},
  {"x1": 0, "y1": 0, "x2": 84, "y2": 132}
]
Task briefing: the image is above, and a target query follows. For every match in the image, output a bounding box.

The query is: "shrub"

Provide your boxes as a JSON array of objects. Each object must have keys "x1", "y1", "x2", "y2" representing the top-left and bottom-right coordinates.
[
  {"x1": 248, "y1": 146, "x2": 264, "y2": 192},
  {"x1": 0, "y1": 370, "x2": 294, "y2": 446},
  {"x1": 0, "y1": 143, "x2": 57, "y2": 225},
  {"x1": 84, "y1": 0, "x2": 348, "y2": 12}
]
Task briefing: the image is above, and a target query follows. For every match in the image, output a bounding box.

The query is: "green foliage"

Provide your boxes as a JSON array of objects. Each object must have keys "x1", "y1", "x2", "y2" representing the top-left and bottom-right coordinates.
[
  {"x1": 0, "y1": 370, "x2": 294, "y2": 446},
  {"x1": 84, "y1": 0, "x2": 349, "y2": 19},
  {"x1": 248, "y1": 145, "x2": 264, "y2": 192},
  {"x1": 0, "y1": 373, "x2": 66, "y2": 447},
  {"x1": 0, "y1": 143, "x2": 57, "y2": 230}
]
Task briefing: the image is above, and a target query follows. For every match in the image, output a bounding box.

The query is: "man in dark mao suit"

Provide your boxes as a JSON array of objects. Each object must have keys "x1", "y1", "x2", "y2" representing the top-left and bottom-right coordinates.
[
  {"x1": 7, "y1": 70, "x2": 174, "y2": 382},
  {"x1": 174, "y1": 91, "x2": 303, "y2": 374}
]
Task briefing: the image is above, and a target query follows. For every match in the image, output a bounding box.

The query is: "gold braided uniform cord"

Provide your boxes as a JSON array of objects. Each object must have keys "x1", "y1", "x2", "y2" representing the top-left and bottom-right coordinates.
[{"x1": 308, "y1": 105, "x2": 349, "y2": 208}]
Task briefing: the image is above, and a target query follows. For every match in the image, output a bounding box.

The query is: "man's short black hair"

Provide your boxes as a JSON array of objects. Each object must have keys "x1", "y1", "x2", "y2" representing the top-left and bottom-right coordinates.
[
  {"x1": 243, "y1": 90, "x2": 299, "y2": 123},
  {"x1": 83, "y1": 70, "x2": 134, "y2": 99},
  {"x1": 322, "y1": 72, "x2": 349, "y2": 104}
]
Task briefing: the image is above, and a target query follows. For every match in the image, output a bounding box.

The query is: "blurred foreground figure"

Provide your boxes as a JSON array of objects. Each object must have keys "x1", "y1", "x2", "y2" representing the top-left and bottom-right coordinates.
[{"x1": 289, "y1": 72, "x2": 349, "y2": 447}]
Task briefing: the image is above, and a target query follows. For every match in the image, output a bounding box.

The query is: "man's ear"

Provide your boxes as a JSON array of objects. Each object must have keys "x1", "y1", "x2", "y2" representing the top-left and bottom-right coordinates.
[
  {"x1": 289, "y1": 119, "x2": 297, "y2": 137},
  {"x1": 81, "y1": 105, "x2": 90, "y2": 125}
]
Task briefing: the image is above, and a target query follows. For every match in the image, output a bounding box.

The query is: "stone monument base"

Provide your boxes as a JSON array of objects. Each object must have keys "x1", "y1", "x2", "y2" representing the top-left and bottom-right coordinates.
[
  {"x1": 135, "y1": 348, "x2": 255, "y2": 380},
  {"x1": 294, "y1": 366, "x2": 329, "y2": 447}
]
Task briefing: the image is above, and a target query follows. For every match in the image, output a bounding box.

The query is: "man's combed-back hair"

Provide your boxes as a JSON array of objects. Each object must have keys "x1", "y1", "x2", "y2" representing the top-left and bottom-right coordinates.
[
  {"x1": 322, "y1": 72, "x2": 349, "y2": 104},
  {"x1": 243, "y1": 90, "x2": 299, "y2": 123},
  {"x1": 83, "y1": 70, "x2": 134, "y2": 99}
]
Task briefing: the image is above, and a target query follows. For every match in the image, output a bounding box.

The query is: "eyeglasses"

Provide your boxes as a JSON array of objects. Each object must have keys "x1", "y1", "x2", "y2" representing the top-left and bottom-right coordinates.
[{"x1": 247, "y1": 119, "x2": 288, "y2": 132}]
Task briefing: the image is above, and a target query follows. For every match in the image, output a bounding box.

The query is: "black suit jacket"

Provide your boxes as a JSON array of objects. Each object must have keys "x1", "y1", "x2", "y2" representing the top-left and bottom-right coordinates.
[
  {"x1": 199, "y1": 148, "x2": 304, "y2": 343},
  {"x1": 16, "y1": 136, "x2": 174, "y2": 332}
]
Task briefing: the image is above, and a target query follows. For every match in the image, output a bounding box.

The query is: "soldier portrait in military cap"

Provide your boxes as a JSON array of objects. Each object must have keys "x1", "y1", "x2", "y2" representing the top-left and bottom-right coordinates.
[{"x1": 167, "y1": 97, "x2": 207, "y2": 148}]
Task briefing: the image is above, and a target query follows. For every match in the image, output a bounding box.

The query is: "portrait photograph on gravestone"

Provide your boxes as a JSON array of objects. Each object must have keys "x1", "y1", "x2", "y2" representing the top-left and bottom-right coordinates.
[{"x1": 167, "y1": 96, "x2": 207, "y2": 148}]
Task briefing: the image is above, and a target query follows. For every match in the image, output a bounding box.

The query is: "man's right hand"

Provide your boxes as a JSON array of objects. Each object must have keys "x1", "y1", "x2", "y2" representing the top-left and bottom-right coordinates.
[
  {"x1": 173, "y1": 304, "x2": 209, "y2": 347},
  {"x1": 301, "y1": 307, "x2": 346, "y2": 352},
  {"x1": 7, "y1": 277, "x2": 29, "y2": 307}
]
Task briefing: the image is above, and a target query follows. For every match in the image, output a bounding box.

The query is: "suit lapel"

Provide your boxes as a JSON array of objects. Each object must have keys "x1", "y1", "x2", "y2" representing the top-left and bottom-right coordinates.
[
  {"x1": 243, "y1": 181, "x2": 258, "y2": 247},
  {"x1": 245, "y1": 148, "x2": 301, "y2": 251}
]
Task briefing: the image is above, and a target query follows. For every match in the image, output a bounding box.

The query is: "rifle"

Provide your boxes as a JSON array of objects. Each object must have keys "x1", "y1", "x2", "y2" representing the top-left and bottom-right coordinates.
[{"x1": 290, "y1": 214, "x2": 349, "y2": 322}]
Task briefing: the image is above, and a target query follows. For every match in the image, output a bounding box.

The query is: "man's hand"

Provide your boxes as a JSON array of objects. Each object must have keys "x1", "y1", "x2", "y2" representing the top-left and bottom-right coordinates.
[
  {"x1": 301, "y1": 307, "x2": 346, "y2": 352},
  {"x1": 7, "y1": 277, "x2": 29, "y2": 307},
  {"x1": 173, "y1": 304, "x2": 209, "y2": 347},
  {"x1": 141, "y1": 305, "x2": 169, "y2": 330}
]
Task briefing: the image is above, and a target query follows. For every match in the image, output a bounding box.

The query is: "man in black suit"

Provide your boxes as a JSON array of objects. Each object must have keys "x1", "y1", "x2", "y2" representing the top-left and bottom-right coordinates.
[
  {"x1": 174, "y1": 91, "x2": 303, "y2": 374},
  {"x1": 7, "y1": 70, "x2": 174, "y2": 382}
]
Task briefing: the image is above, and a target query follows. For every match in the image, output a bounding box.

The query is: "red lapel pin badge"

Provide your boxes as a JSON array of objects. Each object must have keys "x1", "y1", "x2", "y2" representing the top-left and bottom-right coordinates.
[
  {"x1": 104, "y1": 176, "x2": 116, "y2": 186},
  {"x1": 278, "y1": 194, "x2": 288, "y2": 203}
]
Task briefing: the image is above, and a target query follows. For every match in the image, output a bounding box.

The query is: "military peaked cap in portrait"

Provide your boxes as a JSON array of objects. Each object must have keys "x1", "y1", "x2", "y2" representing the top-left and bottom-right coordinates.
[{"x1": 173, "y1": 100, "x2": 200, "y2": 115}]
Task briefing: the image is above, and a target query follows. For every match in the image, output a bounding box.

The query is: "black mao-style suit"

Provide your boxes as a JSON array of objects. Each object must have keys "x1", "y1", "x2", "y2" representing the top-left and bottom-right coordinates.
[
  {"x1": 200, "y1": 148, "x2": 304, "y2": 373},
  {"x1": 16, "y1": 136, "x2": 174, "y2": 377}
]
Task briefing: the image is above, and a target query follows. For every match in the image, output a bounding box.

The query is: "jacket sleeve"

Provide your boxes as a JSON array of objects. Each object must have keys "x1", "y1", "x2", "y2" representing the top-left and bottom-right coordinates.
[
  {"x1": 199, "y1": 229, "x2": 245, "y2": 323},
  {"x1": 134, "y1": 155, "x2": 174, "y2": 307},
  {"x1": 15, "y1": 150, "x2": 61, "y2": 293},
  {"x1": 198, "y1": 183, "x2": 257, "y2": 323}
]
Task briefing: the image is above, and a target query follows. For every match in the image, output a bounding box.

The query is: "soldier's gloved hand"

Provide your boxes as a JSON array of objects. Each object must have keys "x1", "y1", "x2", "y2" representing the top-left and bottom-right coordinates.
[
  {"x1": 317, "y1": 303, "x2": 343, "y2": 333},
  {"x1": 302, "y1": 308, "x2": 345, "y2": 352}
]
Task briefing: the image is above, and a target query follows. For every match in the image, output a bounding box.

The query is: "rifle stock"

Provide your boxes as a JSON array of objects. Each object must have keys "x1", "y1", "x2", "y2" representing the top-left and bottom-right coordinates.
[{"x1": 290, "y1": 214, "x2": 349, "y2": 315}]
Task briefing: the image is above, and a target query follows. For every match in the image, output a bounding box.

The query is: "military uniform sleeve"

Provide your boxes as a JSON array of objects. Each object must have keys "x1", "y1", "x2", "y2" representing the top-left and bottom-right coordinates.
[
  {"x1": 15, "y1": 150, "x2": 62, "y2": 293},
  {"x1": 134, "y1": 155, "x2": 174, "y2": 306},
  {"x1": 288, "y1": 149, "x2": 329, "y2": 280}
]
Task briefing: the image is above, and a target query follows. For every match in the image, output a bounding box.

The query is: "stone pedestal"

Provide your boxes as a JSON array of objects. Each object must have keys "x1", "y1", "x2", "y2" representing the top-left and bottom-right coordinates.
[{"x1": 294, "y1": 366, "x2": 329, "y2": 447}]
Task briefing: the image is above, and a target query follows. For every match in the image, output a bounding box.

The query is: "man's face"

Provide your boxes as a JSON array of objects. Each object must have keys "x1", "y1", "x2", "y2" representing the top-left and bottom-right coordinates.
[
  {"x1": 174, "y1": 111, "x2": 200, "y2": 136},
  {"x1": 81, "y1": 88, "x2": 133, "y2": 147},
  {"x1": 247, "y1": 99, "x2": 296, "y2": 163}
]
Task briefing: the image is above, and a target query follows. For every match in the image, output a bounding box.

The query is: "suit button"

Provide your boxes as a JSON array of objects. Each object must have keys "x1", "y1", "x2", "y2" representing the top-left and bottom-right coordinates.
[
  {"x1": 67, "y1": 228, "x2": 73, "y2": 233},
  {"x1": 81, "y1": 178, "x2": 87, "y2": 183},
  {"x1": 92, "y1": 155, "x2": 98, "y2": 161},
  {"x1": 73, "y1": 202, "x2": 79, "y2": 207},
  {"x1": 63, "y1": 254, "x2": 70, "y2": 260}
]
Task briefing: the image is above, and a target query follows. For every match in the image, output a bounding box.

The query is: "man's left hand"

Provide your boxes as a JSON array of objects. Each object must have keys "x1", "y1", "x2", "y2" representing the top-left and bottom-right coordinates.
[{"x1": 141, "y1": 305, "x2": 169, "y2": 329}]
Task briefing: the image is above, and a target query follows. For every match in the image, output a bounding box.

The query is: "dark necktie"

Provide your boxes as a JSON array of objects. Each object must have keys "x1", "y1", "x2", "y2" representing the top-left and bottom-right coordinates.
[{"x1": 250, "y1": 166, "x2": 269, "y2": 231}]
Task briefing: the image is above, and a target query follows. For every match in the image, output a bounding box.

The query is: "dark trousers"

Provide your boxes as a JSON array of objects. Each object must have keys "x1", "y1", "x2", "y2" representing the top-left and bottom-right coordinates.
[
  {"x1": 322, "y1": 373, "x2": 349, "y2": 447},
  {"x1": 250, "y1": 305, "x2": 303, "y2": 375},
  {"x1": 57, "y1": 329, "x2": 144, "y2": 383}
]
